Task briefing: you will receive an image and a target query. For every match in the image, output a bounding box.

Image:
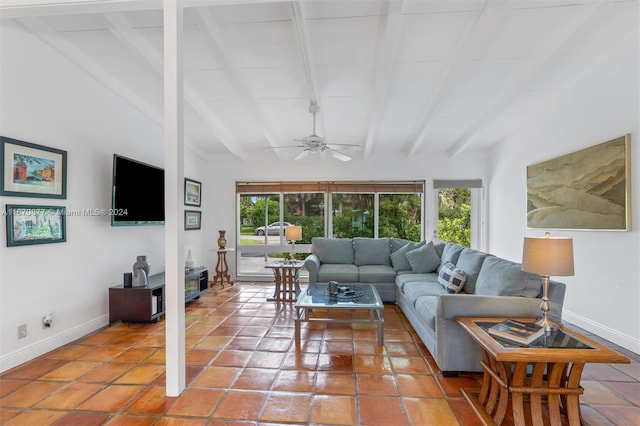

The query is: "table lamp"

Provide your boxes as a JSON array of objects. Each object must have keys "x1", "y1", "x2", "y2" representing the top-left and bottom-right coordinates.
[
  {"x1": 285, "y1": 225, "x2": 302, "y2": 261},
  {"x1": 522, "y1": 232, "x2": 574, "y2": 332}
]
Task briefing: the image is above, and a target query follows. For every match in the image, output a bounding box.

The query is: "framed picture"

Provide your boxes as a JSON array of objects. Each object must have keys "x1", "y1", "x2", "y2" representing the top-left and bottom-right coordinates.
[
  {"x1": 184, "y1": 178, "x2": 201, "y2": 207},
  {"x1": 184, "y1": 210, "x2": 201, "y2": 230},
  {"x1": 527, "y1": 134, "x2": 631, "y2": 230},
  {"x1": 5, "y1": 204, "x2": 66, "y2": 247},
  {"x1": 1, "y1": 136, "x2": 67, "y2": 199}
]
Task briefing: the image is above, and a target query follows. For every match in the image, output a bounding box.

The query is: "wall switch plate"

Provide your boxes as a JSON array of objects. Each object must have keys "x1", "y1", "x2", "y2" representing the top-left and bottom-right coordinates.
[{"x1": 18, "y1": 324, "x2": 27, "y2": 339}]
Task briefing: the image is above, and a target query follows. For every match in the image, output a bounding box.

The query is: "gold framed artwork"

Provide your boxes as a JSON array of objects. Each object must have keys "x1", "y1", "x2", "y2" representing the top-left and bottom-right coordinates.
[{"x1": 527, "y1": 134, "x2": 631, "y2": 231}]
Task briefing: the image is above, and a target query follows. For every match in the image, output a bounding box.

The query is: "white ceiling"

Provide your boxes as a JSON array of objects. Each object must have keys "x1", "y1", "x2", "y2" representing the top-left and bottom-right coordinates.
[{"x1": 1, "y1": 0, "x2": 638, "y2": 162}]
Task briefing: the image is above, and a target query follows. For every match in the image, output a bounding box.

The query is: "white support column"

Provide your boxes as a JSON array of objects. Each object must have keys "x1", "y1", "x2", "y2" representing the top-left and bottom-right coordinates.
[{"x1": 163, "y1": 0, "x2": 185, "y2": 397}]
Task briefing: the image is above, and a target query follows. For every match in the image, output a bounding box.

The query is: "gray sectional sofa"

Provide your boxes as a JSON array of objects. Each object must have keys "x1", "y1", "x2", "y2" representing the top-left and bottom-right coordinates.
[{"x1": 303, "y1": 237, "x2": 566, "y2": 374}]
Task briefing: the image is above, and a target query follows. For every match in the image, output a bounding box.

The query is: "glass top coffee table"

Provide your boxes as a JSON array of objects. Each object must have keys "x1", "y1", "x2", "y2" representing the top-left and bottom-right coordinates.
[{"x1": 294, "y1": 283, "x2": 384, "y2": 345}]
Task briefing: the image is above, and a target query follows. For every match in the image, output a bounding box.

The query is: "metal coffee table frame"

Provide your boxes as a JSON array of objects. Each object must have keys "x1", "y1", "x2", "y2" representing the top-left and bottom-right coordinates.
[{"x1": 294, "y1": 283, "x2": 384, "y2": 345}]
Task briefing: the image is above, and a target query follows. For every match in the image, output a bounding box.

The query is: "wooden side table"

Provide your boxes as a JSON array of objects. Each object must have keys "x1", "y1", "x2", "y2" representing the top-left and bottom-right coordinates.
[
  {"x1": 265, "y1": 260, "x2": 304, "y2": 301},
  {"x1": 211, "y1": 249, "x2": 233, "y2": 288},
  {"x1": 456, "y1": 317, "x2": 630, "y2": 426}
]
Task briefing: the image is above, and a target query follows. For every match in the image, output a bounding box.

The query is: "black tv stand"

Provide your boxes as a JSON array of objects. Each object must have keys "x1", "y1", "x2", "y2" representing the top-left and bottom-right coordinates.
[{"x1": 109, "y1": 267, "x2": 208, "y2": 324}]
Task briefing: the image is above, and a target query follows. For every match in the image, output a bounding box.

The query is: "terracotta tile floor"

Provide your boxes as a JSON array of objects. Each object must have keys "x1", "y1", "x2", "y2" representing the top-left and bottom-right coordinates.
[{"x1": 1, "y1": 282, "x2": 638, "y2": 425}]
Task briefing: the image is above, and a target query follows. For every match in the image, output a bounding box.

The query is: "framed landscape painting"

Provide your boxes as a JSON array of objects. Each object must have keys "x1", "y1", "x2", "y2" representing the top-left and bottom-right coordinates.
[
  {"x1": 184, "y1": 178, "x2": 201, "y2": 207},
  {"x1": 1, "y1": 136, "x2": 67, "y2": 199},
  {"x1": 5, "y1": 205, "x2": 67, "y2": 247},
  {"x1": 527, "y1": 134, "x2": 631, "y2": 231}
]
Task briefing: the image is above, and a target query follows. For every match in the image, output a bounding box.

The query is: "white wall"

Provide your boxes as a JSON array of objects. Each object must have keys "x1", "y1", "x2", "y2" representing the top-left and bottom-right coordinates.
[
  {"x1": 488, "y1": 33, "x2": 640, "y2": 353},
  {"x1": 0, "y1": 21, "x2": 207, "y2": 371}
]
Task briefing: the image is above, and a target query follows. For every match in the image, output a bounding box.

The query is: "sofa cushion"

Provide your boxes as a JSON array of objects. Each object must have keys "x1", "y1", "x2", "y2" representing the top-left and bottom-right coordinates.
[
  {"x1": 438, "y1": 262, "x2": 466, "y2": 294},
  {"x1": 475, "y1": 256, "x2": 542, "y2": 297},
  {"x1": 405, "y1": 242, "x2": 440, "y2": 273},
  {"x1": 313, "y1": 238, "x2": 354, "y2": 264},
  {"x1": 403, "y1": 282, "x2": 447, "y2": 303},
  {"x1": 390, "y1": 242, "x2": 415, "y2": 271},
  {"x1": 395, "y1": 272, "x2": 439, "y2": 291},
  {"x1": 353, "y1": 238, "x2": 391, "y2": 266},
  {"x1": 317, "y1": 264, "x2": 359, "y2": 282},
  {"x1": 414, "y1": 296, "x2": 438, "y2": 330},
  {"x1": 358, "y1": 265, "x2": 397, "y2": 283},
  {"x1": 454, "y1": 248, "x2": 488, "y2": 294},
  {"x1": 439, "y1": 243, "x2": 464, "y2": 272}
]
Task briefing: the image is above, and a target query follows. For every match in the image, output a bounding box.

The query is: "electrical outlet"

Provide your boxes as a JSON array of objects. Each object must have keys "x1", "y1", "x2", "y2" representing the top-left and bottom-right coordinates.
[
  {"x1": 18, "y1": 324, "x2": 27, "y2": 339},
  {"x1": 43, "y1": 313, "x2": 53, "y2": 329}
]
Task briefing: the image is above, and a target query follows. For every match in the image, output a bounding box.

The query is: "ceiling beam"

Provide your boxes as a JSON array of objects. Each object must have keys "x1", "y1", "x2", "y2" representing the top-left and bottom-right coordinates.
[
  {"x1": 290, "y1": 0, "x2": 324, "y2": 135},
  {"x1": 194, "y1": 6, "x2": 281, "y2": 155},
  {"x1": 447, "y1": 0, "x2": 613, "y2": 157},
  {"x1": 0, "y1": 0, "x2": 290, "y2": 18},
  {"x1": 103, "y1": 11, "x2": 249, "y2": 160},
  {"x1": 362, "y1": 0, "x2": 404, "y2": 157}
]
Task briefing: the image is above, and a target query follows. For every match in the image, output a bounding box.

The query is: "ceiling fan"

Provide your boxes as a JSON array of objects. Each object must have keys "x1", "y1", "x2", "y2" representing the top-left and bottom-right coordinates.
[{"x1": 271, "y1": 103, "x2": 360, "y2": 161}]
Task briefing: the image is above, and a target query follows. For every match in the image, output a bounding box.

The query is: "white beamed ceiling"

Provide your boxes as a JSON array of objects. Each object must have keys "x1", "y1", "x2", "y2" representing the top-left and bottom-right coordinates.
[{"x1": 1, "y1": 0, "x2": 637, "y2": 161}]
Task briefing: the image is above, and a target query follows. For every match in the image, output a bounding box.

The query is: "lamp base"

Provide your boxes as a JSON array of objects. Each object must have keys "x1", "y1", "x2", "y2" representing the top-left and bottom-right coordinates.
[
  {"x1": 537, "y1": 275, "x2": 555, "y2": 333},
  {"x1": 536, "y1": 317, "x2": 556, "y2": 333}
]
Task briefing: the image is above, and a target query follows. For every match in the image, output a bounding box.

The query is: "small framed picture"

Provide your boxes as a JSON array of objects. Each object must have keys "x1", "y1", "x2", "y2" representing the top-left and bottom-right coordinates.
[
  {"x1": 184, "y1": 210, "x2": 201, "y2": 230},
  {"x1": 5, "y1": 204, "x2": 67, "y2": 247},
  {"x1": 184, "y1": 178, "x2": 201, "y2": 207},
  {"x1": 1, "y1": 136, "x2": 67, "y2": 199}
]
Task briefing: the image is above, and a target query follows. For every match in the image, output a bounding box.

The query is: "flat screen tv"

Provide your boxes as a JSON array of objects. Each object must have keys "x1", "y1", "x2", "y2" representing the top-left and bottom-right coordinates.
[{"x1": 111, "y1": 154, "x2": 164, "y2": 226}]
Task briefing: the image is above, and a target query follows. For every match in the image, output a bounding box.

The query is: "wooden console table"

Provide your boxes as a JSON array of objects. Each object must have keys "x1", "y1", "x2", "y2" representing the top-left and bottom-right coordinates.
[
  {"x1": 212, "y1": 249, "x2": 233, "y2": 287},
  {"x1": 265, "y1": 260, "x2": 303, "y2": 301},
  {"x1": 457, "y1": 317, "x2": 629, "y2": 426}
]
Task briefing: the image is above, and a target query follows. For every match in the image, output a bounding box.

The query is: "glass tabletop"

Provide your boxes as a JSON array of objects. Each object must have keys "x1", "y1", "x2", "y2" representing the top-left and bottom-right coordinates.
[
  {"x1": 296, "y1": 283, "x2": 383, "y2": 308},
  {"x1": 476, "y1": 321, "x2": 595, "y2": 350}
]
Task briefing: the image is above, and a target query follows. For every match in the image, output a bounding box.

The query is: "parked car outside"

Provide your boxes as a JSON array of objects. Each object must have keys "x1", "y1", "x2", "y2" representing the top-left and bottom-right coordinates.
[{"x1": 254, "y1": 222, "x2": 293, "y2": 236}]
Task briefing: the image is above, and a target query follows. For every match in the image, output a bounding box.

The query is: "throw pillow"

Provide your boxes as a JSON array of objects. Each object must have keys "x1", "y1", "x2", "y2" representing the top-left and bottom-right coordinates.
[
  {"x1": 405, "y1": 241, "x2": 440, "y2": 273},
  {"x1": 390, "y1": 242, "x2": 415, "y2": 271},
  {"x1": 438, "y1": 262, "x2": 467, "y2": 294}
]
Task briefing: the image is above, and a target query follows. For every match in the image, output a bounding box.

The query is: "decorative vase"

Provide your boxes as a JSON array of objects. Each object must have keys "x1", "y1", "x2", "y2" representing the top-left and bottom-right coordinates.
[
  {"x1": 218, "y1": 230, "x2": 227, "y2": 249},
  {"x1": 185, "y1": 250, "x2": 196, "y2": 270},
  {"x1": 132, "y1": 268, "x2": 148, "y2": 288},
  {"x1": 133, "y1": 255, "x2": 150, "y2": 280}
]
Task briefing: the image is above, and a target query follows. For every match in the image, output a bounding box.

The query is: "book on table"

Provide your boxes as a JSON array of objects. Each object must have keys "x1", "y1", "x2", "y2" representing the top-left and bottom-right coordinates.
[{"x1": 488, "y1": 319, "x2": 544, "y2": 345}]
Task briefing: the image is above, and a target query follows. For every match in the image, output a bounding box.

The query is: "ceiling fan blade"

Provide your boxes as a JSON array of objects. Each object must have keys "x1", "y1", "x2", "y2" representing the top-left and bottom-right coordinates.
[
  {"x1": 264, "y1": 145, "x2": 304, "y2": 150},
  {"x1": 328, "y1": 149, "x2": 352, "y2": 162},
  {"x1": 326, "y1": 143, "x2": 361, "y2": 151},
  {"x1": 294, "y1": 149, "x2": 311, "y2": 160}
]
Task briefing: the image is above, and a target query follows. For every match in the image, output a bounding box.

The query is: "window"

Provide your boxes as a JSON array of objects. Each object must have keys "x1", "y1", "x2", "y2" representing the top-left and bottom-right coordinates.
[
  {"x1": 379, "y1": 193, "x2": 422, "y2": 241},
  {"x1": 434, "y1": 180, "x2": 483, "y2": 249},
  {"x1": 236, "y1": 181, "x2": 424, "y2": 277},
  {"x1": 331, "y1": 193, "x2": 374, "y2": 238}
]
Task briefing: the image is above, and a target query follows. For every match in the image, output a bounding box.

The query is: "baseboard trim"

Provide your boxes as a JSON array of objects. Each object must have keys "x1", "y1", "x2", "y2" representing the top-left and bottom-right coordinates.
[
  {"x1": 563, "y1": 309, "x2": 640, "y2": 355},
  {"x1": 0, "y1": 315, "x2": 109, "y2": 373}
]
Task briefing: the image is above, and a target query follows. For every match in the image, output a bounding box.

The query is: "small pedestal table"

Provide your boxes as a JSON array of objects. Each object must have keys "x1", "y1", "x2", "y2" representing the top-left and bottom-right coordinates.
[
  {"x1": 212, "y1": 249, "x2": 233, "y2": 288},
  {"x1": 265, "y1": 260, "x2": 304, "y2": 301}
]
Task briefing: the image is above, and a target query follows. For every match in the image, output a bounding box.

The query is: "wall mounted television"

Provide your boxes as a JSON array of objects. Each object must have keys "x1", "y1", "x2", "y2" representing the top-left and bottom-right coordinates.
[{"x1": 111, "y1": 154, "x2": 164, "y2": 226}]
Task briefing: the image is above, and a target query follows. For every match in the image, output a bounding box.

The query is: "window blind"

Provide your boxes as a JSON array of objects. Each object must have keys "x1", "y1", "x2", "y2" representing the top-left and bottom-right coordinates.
[
  {"x1": 236, "y1": 180, "x2": 424, "y2": 194},
  {"x1": 432, "y1": 179, "x2": 482, "y2": 189}
]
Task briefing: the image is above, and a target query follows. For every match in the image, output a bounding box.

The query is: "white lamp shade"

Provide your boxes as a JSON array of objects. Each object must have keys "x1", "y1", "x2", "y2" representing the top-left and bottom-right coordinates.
[
  {"x1": 285, "y1": 225, "x2": 302, "y2": 241},
  {"x1": 522, "y1": 235, "x2": 575, "y2": 276}
]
